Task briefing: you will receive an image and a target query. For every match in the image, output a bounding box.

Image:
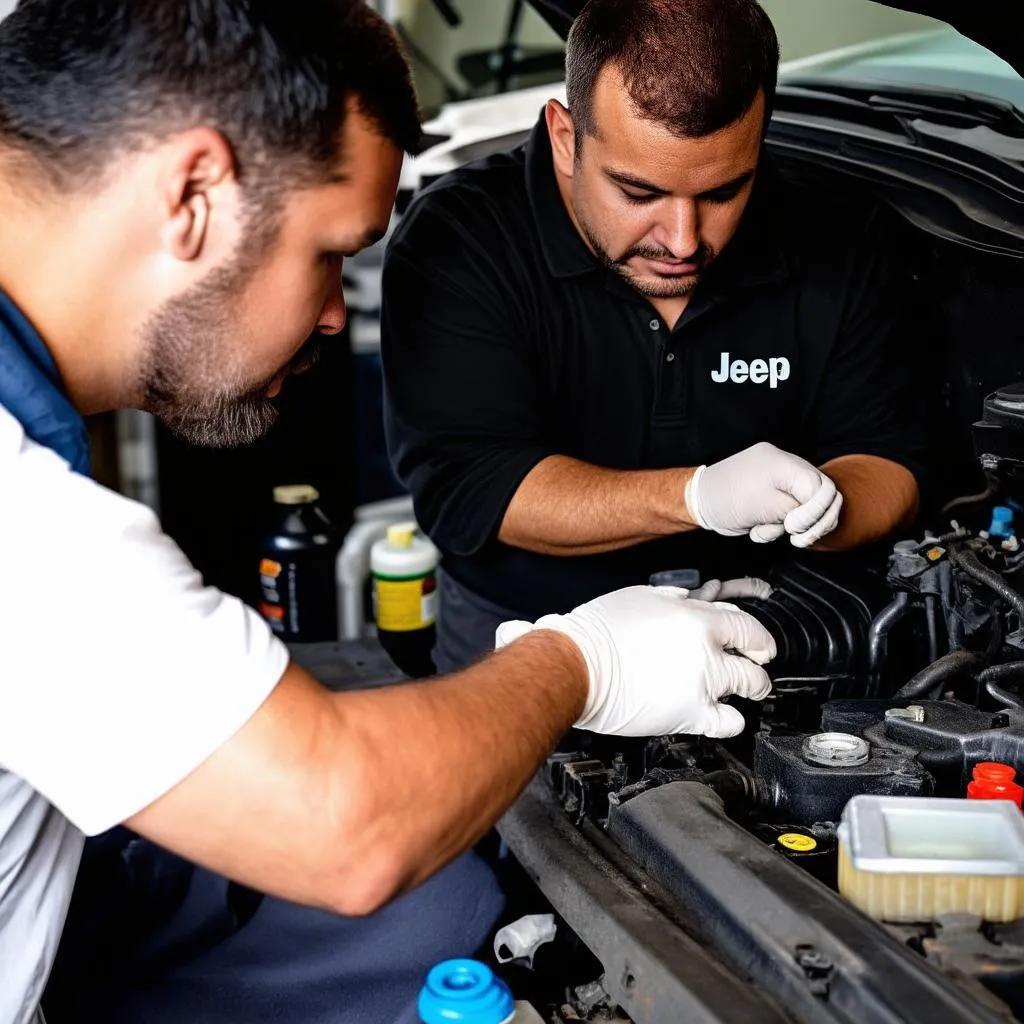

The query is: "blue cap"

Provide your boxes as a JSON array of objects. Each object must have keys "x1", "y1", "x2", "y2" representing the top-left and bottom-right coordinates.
[
  {"x1": 990, "y1": 505, "x2": 1015, "y2": 539},
  {"x1": 418, "y1": 959, "x2": 515, "y2": 1024}
]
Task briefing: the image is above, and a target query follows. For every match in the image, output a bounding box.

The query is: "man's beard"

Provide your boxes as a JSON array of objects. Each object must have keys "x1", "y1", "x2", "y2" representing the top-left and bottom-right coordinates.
[
  {"x1": 136, "y1": 258, "x2": 321, "y2": 448},
  {"x1": 578, "y1": 216, "x2": 716, "y2": 299}
]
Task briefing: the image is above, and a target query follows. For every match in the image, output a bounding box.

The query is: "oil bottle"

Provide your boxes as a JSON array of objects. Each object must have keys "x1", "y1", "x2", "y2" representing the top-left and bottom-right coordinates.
[
  {"x1": 370, "y1": 521, "x2": 438, "y2": 677},
  {"x1": 258, "y1": 484, "x2": 340, "y2": 643}
]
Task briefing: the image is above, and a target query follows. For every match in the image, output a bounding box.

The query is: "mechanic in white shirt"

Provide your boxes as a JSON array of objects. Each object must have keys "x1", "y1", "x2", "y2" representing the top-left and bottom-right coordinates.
[{"x1": 0, "y1": 2, "x2": 777, "y2": 1022}]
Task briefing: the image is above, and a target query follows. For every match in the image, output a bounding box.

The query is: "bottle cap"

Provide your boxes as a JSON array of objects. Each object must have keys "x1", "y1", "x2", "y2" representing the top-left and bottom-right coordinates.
[
  {"x1": 802, "y1": 732, "x2": 870, "y2": 768},
  {"x1": 975, "y1": 762, "x2": 1016, "y2": 783},
  {"x1": 777, "y1": 832, "x2": 818, "y2": 853},
  {"x1": 417, "y1": 959, "x2": 514, "y2": 1024},
  {"x1": 273, "y1": 484, "x2": 319, "y2": 505},
  {"x1": 967, "y1": 761, "x2": 1024, "y2": 807},
  {"x1": 989, "y1": 506, "x2": 1015, "y2": 539},
  {"x1": 386, "y1": 521, "x2": 418, "y2": 548}
]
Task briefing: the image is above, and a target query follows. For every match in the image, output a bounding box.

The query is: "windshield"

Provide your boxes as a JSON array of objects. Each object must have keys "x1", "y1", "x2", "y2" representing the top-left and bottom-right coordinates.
[{"x1": 782, "y1": 28, "x2": 1024, "y2": 112}]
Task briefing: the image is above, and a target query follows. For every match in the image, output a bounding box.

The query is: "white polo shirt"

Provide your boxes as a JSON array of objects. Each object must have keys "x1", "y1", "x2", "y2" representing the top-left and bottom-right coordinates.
[{"x1": 0, "y1": 402, "x2": 289, "y2": 1024}]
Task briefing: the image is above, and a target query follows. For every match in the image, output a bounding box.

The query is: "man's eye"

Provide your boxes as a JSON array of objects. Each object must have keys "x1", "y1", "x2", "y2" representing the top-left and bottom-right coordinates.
[
  {"x1": 703, "y1": 187, "x2": 742, "y2": 205},
  {"x1": 622, "y1": 189, "x2": 658, "y2": 205}
]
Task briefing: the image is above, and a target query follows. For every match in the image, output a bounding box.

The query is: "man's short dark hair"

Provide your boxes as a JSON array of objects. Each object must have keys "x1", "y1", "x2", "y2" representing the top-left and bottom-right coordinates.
[
  {"x1": 0, "y1": 0, "x2": 420, "y2": 194},
  {"x1": 566, "y1": 0, "x2": 779, "y2": 149}
]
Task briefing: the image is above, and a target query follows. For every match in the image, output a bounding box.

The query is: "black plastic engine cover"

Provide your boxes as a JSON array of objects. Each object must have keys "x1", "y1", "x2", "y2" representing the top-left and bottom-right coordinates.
[
  {"x1": 602, "y1": 781, "x2": 1010, "y2": 1024},
  {"x1": 754, "y1": 731, "x2": 932, "y2": 824},
  {"x1": 732, "y1": 560, "x2": 887, "y2": 680},
  {"x1": 823, "y1": 697, "x2": 1024, "y2": 794}
]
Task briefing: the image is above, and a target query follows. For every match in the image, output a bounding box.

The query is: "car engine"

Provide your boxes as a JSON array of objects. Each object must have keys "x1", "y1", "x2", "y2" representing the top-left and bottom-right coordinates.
[{"x1": 509, "y1": 381, "x2": 1024, "y2": 1023}]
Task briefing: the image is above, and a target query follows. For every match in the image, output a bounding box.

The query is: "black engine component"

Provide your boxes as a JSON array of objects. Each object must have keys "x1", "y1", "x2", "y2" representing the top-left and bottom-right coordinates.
[
  {"x1": 726, "y1": 559, "x2": 898, "y2": 731},
  {"x1": 973, "y1": 382, "x2": 1024, "y2": 495},
  {"x1": 823, "y1": 696, "x2": 1024, "y2": 792},
  {"x1": 730, "y1": 560, "x2": 886, "y2": 680},
  {"x1": 750, "y1": 822, "x2": 839, "y2": 886},
  {"x1": 530, "y1": 379, "x2": 1024, "y2": 1022},
  {"x1": 753, "y1": 730, "x2": 932, "y2": 824},
  {"x1": 599, "y1": 781, "x2": 1007, "y2": 1024}
]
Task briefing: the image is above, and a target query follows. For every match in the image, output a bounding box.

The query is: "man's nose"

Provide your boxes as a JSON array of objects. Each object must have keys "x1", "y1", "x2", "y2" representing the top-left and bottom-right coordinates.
[
  {"x1": 318, "y1": 266, "x2": 347, "y2": 336},
  {"x1": 652, "y1": 199, "x2": 700, "y2": 259}
]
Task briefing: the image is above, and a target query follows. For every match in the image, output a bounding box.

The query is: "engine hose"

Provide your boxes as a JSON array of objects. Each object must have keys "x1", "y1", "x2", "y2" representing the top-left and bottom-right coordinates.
[
  {"x1": 986, "y1": 681, "x2": 1024, "y2": 711},
  {"x1": 951, "y1": 547, "x2": 1024, "y2": 623},
  {"x1": 940, "y1": 483, "x2": 995, "y2": 519},
  {"x1": 702, "y1": 768, "x2": 756, "y2": 808},
  {"x1": 867, "y1": 591, "x2": 912, "y2": 694},
  {"x1": 978, "y1": 662, "x2": 1024, "y2": 685},
  {"x1": 892, "y1": 650, "x2": 983, "y2": 701},
  {"x1": 978, "y1": 663, "x2": 1024, "y2": 711},
  {"x1": 914, "y1": 529, "x2": 970, "y2": 552}
]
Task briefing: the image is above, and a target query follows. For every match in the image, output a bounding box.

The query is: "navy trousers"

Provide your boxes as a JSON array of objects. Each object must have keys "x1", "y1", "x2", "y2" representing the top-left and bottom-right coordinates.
[
  {"x1": 46, "y1": 839, "x2": 504, "y2": 1023},
  {"x1": 433, "y1": 571, "x2": 521, "y2": 675}
]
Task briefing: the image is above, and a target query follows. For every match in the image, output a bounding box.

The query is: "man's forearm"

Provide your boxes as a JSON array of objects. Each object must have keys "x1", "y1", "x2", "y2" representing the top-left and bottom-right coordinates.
[
  {"x1": 327, "y1": 631, "x2": 587, "y2": 905},
  {"x1": 814, "y1": 454, "x2": 919, "y2": 551},
  {"x1": 127, "y1": 635, "x2": 586, "y2": 918},
  {"x1": 500, "y1": 455, "x2": 698, "y2": 555}
]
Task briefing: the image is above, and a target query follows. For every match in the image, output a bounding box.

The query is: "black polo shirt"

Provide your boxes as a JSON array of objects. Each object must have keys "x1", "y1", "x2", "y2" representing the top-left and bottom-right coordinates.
[{"x1": 382, "y1": 116, "x2": 925, "y2": 620}]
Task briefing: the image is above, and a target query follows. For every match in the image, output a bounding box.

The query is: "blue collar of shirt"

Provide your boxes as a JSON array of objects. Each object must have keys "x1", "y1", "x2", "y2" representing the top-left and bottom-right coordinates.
[{"x1": 0, "y1": 291, "x2": 91, "y2": 475}]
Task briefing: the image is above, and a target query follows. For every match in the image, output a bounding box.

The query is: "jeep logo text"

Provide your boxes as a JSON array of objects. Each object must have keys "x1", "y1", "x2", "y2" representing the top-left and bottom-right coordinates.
[{"x1": 711, "y1": 352, "x2": 790, "y2": 388}]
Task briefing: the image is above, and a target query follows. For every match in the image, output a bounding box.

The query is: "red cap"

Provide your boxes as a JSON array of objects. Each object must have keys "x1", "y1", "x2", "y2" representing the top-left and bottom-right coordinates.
[{"x1": 967, "y1": 761, "x2": 1024, "y2": 807}]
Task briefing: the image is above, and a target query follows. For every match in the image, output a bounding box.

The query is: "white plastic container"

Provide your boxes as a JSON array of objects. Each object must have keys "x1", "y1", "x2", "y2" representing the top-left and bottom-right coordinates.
[
  {"x1": 369, "y1": 522, "x2": 439, "y2": 633},
  {"x1": 838, "y1": 794, "x2": 1024, "y2": 922}
]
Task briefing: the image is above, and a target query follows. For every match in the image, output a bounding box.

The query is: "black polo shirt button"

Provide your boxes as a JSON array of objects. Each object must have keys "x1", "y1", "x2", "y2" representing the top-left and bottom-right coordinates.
[
  {"x1": 665, "y1": 352, "x2": 676, "y2": 363},
  {"x1": 649, "y1": 318, "x2": 660, "y2": 331}
]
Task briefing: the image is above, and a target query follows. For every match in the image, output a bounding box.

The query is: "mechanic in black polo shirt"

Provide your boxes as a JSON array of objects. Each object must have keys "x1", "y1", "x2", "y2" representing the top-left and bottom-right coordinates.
[{"x1": 382, "y1": 0, "x2": 925, "y2": 674}]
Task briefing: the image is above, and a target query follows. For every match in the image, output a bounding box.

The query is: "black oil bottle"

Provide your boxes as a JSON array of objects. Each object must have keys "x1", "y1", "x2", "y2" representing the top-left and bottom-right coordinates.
[{"x1": 258, "y1": 485, "x2": 340, "y2": 643}]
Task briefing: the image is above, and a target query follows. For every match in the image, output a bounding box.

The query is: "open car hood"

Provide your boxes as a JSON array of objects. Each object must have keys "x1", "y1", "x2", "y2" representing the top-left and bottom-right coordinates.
[{"x1": 528, "y1": 0, "x2": 1024, "y2": 77}]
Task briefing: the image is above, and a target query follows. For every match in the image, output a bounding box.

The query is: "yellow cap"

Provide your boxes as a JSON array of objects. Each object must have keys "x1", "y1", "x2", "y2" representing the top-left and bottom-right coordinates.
[
  {"x1": 386, "y1": 522, "x2": 418, "y2": 548},
  {"x1": 778, "y1": 832, "x2": 817, "y2": 853},
  {"x1": 273, "y1": 484, "x2": 319, "y2": 505}
]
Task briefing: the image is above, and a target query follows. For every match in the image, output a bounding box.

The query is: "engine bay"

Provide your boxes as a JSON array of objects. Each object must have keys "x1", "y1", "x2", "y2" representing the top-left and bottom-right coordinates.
[{"x1": 499, "y1": 381, "x2": 1024, "y2": 1023}]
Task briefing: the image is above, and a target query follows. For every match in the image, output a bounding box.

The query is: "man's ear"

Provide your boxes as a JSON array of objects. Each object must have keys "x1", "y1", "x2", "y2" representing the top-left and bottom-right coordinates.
[
  {"x1": 545, "y1": 99, "x2": 578, "y2": 180},
  {"x1": 159, "y1": 127, "x2": 238, "y2": 262}
]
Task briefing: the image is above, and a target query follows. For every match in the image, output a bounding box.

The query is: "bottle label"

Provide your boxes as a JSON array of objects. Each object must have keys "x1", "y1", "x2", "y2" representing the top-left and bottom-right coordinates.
[
  {"x1": 258, "y1": 553, "x2": 337, "y2": 642},
  {"x1": 374, "y1": 572, "x2": 437, "y2": 632}
]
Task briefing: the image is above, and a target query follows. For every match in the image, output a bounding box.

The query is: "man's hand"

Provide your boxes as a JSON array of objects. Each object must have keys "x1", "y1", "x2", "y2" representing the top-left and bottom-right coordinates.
[
  {"x1": 684, "y1": 442, "x2": 843, "y2": 548},
  {"x1": 496, "y1": 586, "x2": 775, "y2": 739}
]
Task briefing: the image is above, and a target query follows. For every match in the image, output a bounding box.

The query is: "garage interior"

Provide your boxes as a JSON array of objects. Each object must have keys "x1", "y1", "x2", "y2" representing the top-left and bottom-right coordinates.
[{"x1": 5, "y1": 1, "x2": 1024, "y2": 1022}]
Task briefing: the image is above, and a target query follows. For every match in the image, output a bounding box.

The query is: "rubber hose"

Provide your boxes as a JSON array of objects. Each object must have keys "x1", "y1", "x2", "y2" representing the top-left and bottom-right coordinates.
[
  {"x1": 940, "y1": 483, "x2": 995, "y2": 518},
  {"x1": 986, "y1": 681, "x2": 1024, "y2": 711},
  {"x1": 892, "y1": 649, "x2": 983, "y2": 700},
  {"x1": 978, "y1": 661, "x2": 1024, "y2": 684},
  {"x1": 702, "y1": 768, "x2": 755, "y2": 807},
  {"x1": 951, "y1": 548, "x2": 1024, "y2": 622}
]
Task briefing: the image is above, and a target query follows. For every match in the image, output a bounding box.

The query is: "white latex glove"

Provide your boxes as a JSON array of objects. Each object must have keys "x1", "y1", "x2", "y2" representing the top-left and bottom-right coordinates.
[
  {"x1": 495, "y1": 586, "x2": 775, "y2": 738},
  {"x1": 690, "y1": 577, "x2": 772, "y2": 603},
  {"x1": 684, "y1": 442, "x2": 843, "y2": 548}
]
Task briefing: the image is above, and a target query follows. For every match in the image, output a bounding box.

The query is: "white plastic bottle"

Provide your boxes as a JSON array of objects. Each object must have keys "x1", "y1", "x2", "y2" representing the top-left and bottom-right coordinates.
[{"x1": 370, "y1": 521, "x2": 439, "y2": 636}]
